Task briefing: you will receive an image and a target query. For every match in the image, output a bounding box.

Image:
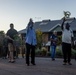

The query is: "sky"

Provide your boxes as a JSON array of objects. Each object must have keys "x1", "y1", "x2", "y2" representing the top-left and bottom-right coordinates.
[{"x1": 0, "y1": 0, "x2": 76, "y2": 33}]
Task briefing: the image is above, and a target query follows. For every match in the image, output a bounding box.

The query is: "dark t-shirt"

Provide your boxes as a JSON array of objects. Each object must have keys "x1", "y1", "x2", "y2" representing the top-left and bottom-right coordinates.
[
  {"x1": 50, "y1": 34, "x2": 57, "y2": 46},
  {"x1": 6, "y1": 29, "x2": 18, "y2": 43}
]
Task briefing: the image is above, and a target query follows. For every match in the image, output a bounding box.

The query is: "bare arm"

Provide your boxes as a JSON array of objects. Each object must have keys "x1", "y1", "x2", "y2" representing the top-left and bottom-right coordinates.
[
  {"x1": 61, "y1": 17, "x2": 66, "y2": 30},
  {"x1": 6, "y1": 35, "x2": 14, "y2": 41}
]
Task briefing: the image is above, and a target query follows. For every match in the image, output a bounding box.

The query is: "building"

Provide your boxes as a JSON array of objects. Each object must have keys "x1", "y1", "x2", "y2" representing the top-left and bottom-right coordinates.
[{"x1": 18, "y1": 17, "x2": 76, "y2": 51}]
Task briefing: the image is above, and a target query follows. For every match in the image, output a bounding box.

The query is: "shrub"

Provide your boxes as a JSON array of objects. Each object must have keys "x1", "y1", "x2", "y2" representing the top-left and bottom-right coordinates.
[
  {"x1": 48, "y1": 45, "x2": 62, "y2": 57},
  {"x1": 47, "y1": 51, "x2": 51, "y2": 56},
  {"x1": 71, "y1": 49, "x2": 76, "y2": 58},
  {"x1": 35, "y1": 48, "x2": 41, "y2": 56},
  {"x1": 41, "y1": 47, "x2": 47, "y2": 56},
  {"x1": 56, "y1": 48, "x2": 62, "y2": 57}
]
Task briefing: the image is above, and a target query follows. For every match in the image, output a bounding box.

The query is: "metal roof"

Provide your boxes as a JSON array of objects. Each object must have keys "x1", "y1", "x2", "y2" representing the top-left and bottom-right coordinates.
[{"x1": 18, "y1": 18, "x2": 76, "y2": 34}]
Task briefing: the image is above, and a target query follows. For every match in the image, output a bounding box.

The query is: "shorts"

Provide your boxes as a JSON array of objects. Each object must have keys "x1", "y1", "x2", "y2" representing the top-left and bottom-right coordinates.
[{"x1": 8, "y1": 43, "x2": 14, "y2": 52}]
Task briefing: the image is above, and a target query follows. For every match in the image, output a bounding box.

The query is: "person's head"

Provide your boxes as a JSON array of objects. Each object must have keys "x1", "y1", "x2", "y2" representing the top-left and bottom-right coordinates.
[
  {"x1": 29, "y1": 18, "x2": 33, "y2": 22},
  {"x1": 53, "y1": 30, "x2": 57, "y2": 35},
  {"x1": 28, "y1": 18, "x2": 34, "y2": 28},
  {"x1": 10, "y1": 23, "x2": 14, "y2": 29},
  {"x1": 65, "y1": 23, "x2": 70, "y2": 30}
]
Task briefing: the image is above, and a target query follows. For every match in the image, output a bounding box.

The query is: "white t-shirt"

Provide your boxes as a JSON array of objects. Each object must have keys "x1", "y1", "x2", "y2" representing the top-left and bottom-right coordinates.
[{"x1": 62, "y1": 26, "x2": 74, "y2": 44}]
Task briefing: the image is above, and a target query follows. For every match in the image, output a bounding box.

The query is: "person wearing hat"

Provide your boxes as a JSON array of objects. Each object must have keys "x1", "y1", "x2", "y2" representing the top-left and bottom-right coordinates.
[{"x1": 61, "y1": 18, "x2": 74, "y2": 65}]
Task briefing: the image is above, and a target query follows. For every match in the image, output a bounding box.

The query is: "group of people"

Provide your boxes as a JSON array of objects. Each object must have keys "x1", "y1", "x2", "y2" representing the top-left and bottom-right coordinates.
[
  {"x1": 25, "y1": 17, "x2": 75, "y2": 66},
  {"x1": 1, "y1": 17, "x2": 75, "y2": 66},
  {"x1": 50, "y1": 17, "x2": 75, "y2": 65},
  {"x1": 2, "y1": 18, "x2": 37, "y2": 66}
]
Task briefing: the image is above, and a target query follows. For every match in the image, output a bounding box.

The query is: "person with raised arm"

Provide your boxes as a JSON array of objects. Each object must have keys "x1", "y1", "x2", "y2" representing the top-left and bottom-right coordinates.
[{"x1": 61, "y1": 17, "x2": 74, "y2": 65}]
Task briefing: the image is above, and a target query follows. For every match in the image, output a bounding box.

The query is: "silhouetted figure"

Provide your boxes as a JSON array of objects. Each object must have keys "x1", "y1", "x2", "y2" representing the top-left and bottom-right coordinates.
[
  {"x1": 20, "y1": 37, "x2": 25, "y2": 58},
  {"x1": 6, "y1": 23, "x2": 18, "y2": 63}
]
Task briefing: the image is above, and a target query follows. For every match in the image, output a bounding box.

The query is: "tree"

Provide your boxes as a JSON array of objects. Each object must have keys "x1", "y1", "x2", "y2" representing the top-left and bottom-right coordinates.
[
  {"x1": 0, "y1": 31, "x2": 5, "y2": 47},
  {"x1": 36, "y1": 29, "x2": 42, "y2": 49},
  {"x1": 0, "y1": 31, "x2": 5, "y2": 57}
]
